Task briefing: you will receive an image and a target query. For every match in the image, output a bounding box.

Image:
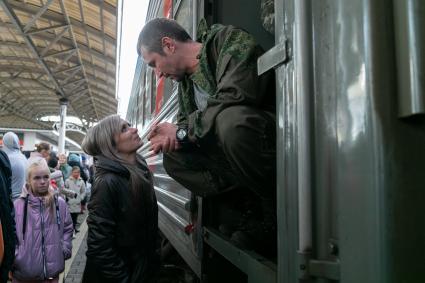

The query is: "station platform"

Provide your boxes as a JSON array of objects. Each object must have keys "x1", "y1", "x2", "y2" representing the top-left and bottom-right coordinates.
[{"x1": 60, "y1": 212, "x2": 88, "y2": 283}]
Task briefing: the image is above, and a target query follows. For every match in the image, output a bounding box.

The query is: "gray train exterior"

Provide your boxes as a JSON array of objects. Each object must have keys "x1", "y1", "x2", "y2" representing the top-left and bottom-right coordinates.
[{"x1": 126, "y1": 0, "x2": 425, "y2": 282}]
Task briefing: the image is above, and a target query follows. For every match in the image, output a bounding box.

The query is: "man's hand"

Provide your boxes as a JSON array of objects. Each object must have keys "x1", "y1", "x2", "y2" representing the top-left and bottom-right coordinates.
[{"x1": 148, "y1": 122, "x2": 180, "y2": 154}]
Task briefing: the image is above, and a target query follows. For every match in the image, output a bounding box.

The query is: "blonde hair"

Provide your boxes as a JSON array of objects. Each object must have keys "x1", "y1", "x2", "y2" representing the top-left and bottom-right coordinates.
[{"x1": 26, "y1": 157, "x2": 54, "y2": 208}]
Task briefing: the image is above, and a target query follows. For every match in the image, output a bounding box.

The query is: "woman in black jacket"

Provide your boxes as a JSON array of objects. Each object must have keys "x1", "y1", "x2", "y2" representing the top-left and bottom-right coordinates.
[
  {"x1": 81, "y1": 115, "x2": 159, "y2": 283},
  {"x1": 0, "y1": 150, "x2": 15, "y2": 283}
]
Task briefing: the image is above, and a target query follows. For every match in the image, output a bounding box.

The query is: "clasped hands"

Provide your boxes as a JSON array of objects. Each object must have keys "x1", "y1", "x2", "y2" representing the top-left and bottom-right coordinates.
[{"x1": 147, "y1": 122, "x2": 181, "y2": 154}]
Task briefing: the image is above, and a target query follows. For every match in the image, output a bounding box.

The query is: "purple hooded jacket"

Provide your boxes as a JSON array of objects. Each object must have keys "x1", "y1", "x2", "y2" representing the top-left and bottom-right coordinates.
[{"x1": 13, "y1": 193, "x2": 73, "y2": 281}]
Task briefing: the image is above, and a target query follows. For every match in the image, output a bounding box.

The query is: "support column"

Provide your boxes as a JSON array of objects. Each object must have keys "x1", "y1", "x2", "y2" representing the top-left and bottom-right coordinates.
[{"x1": 58, "y1": 98, "x2": 68, "y2": 154}]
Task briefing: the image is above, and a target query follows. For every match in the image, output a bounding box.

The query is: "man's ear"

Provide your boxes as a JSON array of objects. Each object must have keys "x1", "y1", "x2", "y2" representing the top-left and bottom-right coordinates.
[{"x1": 161, "y1": 37, "x2": 175, "y2": 54}]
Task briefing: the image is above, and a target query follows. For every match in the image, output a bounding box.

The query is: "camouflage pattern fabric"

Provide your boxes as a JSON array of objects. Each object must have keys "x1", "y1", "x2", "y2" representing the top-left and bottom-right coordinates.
[
  {"x1": 260, "y1": 0, "x2": 275, "y2": 34},
  {"x1": 177, "y1": 19, "x2": 271, "y2": 142}
]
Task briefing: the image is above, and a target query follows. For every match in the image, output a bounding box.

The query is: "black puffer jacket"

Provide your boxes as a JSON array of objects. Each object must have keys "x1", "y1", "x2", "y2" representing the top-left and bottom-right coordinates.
[
  {"x1": 0, "y1": 150, "x2": 15, "y2": 283},
  {"x1": 82, "y1": 155, "x2": 159, "y2": 283}
]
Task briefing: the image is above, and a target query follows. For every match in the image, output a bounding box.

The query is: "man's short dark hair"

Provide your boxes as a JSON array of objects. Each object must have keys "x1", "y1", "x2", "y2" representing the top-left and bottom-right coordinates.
[{"x1": 137, "y1": 18, "x2": 192, "y2": 56}]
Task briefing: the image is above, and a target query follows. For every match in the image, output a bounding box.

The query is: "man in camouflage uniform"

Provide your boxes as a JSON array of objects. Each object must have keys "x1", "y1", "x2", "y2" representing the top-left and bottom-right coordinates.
[{"x1": 137, "y1": 18, "x2": 276, "y2": 202}]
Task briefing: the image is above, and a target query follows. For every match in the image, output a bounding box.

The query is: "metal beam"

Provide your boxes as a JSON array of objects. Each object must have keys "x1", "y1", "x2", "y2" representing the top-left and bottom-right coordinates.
[
  {"x1": 67, "y1": 78, "x2": 85, "y2": 94},
  {"x1": 4, "y1": 87, "x2": 53, "y2": 93},
  {"x1": 7, "y1": 0, "x2": 116, "y2": 44},
  {"x1": 0, "y1": 1, "x2": 65, "y2": 96},
  {"x1": 91, "y1": 97, "x2": 117, "y2": 110},
  {"x1": 54, "y1": 64, "x2": 82, "y2": 75},
  {"x1": 52, "y1": 121, "x2": 86, "y2": 135},
  {"x1": 75, "y1": 0, "x2": 99, "y2": 119},
  {"x1": 0, "y1": 0, "x2": 111, "y2": 123},
  {"x1": 86, "y1": 0, "x2": 117, "y2": 16},
  {"x1": 0, "y1": 38, "x2": 115, "y2": 65},
  {"x1": 52, "y1": 50, "x2": 77, "y2": 72},
  {"x1": 0, "y1": 100, "x2": 42, "y2": 125},
  {"x1": 16, "y1": 95, "x2": 57, "y2": 100},
  {"x1": 69, "y1": 85, "x2": 89, "y2": 94},
  {"x1": 62, "y1": 77, "x2": 85, "y2": 88},
  {"x1": 100, "y1": 0, "x2": 106, "y2": 55},
  {"x1": 88, "y1": 84, "x2": 116, "y2": 100},
  {"x1": 69, "y1": 88, "x2": 89, "y2": 99},
  {"x1": 2, "y1": 64, "x2": 115, "y2": 93},
  {"x1": 76, "y1": 103, "x2": 94, "y2": 113},
  {"x1": 22, "y1": 0, "x2": 55, "y2": 33},
  {"x1": 60, "y1": 68, "x2": 83, "y2": 85},
  {"x1": 39, "y1": 26, "x2": 70, "y2": 57},
  {"x1": 25, "y1": 23, "x2": 69, "y2": 35},
  {"x1": 59, "y1": 0, "x2": 98, "y2": 120},
  {"x1": 0, "y1": 111, "x2": 50, "y2": 129},
  {"x1": 42, "y1": 48, "x2": 76, "y2": 59}
]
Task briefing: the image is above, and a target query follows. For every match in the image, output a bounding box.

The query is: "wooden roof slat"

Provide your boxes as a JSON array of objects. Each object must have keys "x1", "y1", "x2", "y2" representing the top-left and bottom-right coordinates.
[
  {"x1": 0, "y1": 33, "x2": 115, "y2": 65},
  {"x1": 0, "y1": 0, "x2": 118, "y2": 129},
  {"x1": 8, "y1": 0, "x2": 116, "y2": 41}
]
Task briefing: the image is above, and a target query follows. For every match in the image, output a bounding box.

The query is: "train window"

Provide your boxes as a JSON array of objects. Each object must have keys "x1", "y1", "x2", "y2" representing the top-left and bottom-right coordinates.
[
  {"x1": 150, "y1": 70, "x2": 157, "y2": 114},
  {"x1": 174, "y1": 0, "x2": 192, "y2": 36},
  {"x1": 157, "y1": 0, "x2": 173, "y2": 18},
  {"x1": 143, "y1": 68, "x2": 153, "y2": 126},
  {"x1": 135, "y1": 67, "x2": 146, "y2": 128},
  {"x1": 137, "y1": 66, "x2": 146, "y2": 126},
  {"x1": 127, "y1": 97, "x2": 137, "y2": 127},
  {"x1": 137, "y1": 84, "x2": 145, "y2": 128}
]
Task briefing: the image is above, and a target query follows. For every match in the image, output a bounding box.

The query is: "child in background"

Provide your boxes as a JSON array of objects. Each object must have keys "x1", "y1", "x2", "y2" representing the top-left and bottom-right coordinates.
[
  {"x1": 65, "y1": 166, "x2": 86, "y2": 233},
  {"x1": 12, "y1": 158, "x2": 73, "y2": 283},
  {"x1": 48, "y1": 158, "x2": 76, "y2": 201}
]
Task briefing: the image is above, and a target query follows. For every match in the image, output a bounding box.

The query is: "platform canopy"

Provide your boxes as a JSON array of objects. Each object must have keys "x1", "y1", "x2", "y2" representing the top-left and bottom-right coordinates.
[{"x1": 0, "y1": 0, "x2": 118, "y2": 132}]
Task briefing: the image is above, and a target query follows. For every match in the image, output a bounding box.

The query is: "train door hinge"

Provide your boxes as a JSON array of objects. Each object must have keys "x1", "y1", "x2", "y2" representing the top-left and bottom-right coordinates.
[
  {"x1": 297, "y1": 251, "x2": 340, "y2": 281},
  {"x1": 257, "y1": 39, "x2": 290, "y2": 75}
]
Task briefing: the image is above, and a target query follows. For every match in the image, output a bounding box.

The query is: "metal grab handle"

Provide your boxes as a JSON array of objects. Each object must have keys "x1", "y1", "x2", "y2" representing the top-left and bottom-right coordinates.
[{"x1": 394, "y1": 0, "x2": 425, "y2": 117}]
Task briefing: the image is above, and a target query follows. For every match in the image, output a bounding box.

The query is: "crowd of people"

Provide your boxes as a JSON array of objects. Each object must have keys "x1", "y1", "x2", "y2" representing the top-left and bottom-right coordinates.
[{"x1": 0, "y1": 133, "x2": 93, "y2": 282}]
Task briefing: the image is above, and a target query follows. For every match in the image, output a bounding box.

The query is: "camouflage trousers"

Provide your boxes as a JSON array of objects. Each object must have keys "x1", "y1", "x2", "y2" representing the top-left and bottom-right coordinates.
[{"x1": 163, "y1": 106, "x2": 276, "y2": 199}]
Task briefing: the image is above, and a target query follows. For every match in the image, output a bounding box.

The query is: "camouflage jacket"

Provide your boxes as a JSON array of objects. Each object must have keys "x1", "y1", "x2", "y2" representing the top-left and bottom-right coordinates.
[{"x1": 177, "y1": 19, "x2": 275, "y2": 142}]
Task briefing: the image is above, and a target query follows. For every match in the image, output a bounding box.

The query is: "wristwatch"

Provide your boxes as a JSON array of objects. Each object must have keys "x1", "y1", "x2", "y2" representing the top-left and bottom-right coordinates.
[{"x1": 176, "y1": 127, "x2": 188, "y2": 143}]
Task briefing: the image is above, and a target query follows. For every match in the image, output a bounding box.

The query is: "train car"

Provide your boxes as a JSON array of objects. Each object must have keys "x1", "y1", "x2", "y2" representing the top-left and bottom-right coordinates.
[{"x1": 126, "y1": 0, "x2": 425, "y2": 282}]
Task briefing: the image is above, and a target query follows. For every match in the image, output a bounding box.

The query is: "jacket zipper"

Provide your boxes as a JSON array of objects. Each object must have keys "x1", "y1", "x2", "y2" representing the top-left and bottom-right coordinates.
[{"x1": 39, "y1": 199, "x2": 48, "y2": 279}]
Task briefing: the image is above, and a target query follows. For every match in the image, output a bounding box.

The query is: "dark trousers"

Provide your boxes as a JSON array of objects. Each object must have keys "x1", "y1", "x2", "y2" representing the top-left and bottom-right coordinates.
[
  {"x1": 164, "y1": 106, "x2": 276, "y2": 199},
  {"x1": 71, "y1": 212, "x2": 79, "y2": 231}
]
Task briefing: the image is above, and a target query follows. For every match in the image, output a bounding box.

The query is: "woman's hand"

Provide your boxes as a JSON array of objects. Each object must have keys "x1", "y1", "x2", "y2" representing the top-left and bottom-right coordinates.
[{"x1": 148, "y1": 122, "x2": 181, "y2": 153}]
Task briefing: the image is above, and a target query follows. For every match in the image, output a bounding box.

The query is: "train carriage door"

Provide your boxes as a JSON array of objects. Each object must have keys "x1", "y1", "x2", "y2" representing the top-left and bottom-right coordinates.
[
  {"x1": 211, "y1": 0, "x2": 274, "y2": 51},
  {"x1": 256, "y1": 0, "x2": 297, "y2": 282},
  {"x1": 261, "y1": 0, "x2": 425, "y2": 282}
]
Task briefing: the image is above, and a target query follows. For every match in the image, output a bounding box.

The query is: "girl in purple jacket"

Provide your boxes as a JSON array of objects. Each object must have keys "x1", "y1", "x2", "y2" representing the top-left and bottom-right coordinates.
[{"x1": 12, "y1": 158, "x2": 73, "y2": 283}]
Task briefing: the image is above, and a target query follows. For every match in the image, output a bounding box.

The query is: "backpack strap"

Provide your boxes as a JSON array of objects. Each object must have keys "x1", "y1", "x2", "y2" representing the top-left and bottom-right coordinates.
[
  {"x1": 54, "y1": 194, "x2": 61, "y2": 229},
  {"x1": 22, "y1": 194, "x2": 29, "y2": 237}
]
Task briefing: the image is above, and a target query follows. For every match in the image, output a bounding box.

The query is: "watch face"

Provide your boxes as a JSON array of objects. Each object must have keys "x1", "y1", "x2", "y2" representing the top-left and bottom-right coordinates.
[{"x1": 176, "y1": 128, "x2": 187, "y2": 140}]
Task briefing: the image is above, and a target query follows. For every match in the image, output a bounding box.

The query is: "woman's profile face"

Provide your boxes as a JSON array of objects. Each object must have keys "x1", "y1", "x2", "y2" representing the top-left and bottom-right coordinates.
[
  {"x1": 29, "y1": 166, "x2": 50, "y2": 196},
  {"x1": 115, "y1": 121, "x2": 143, "y2": 155},
  {"x1": 40, "y1": 149, "x2": 51, "y2": 159}
]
